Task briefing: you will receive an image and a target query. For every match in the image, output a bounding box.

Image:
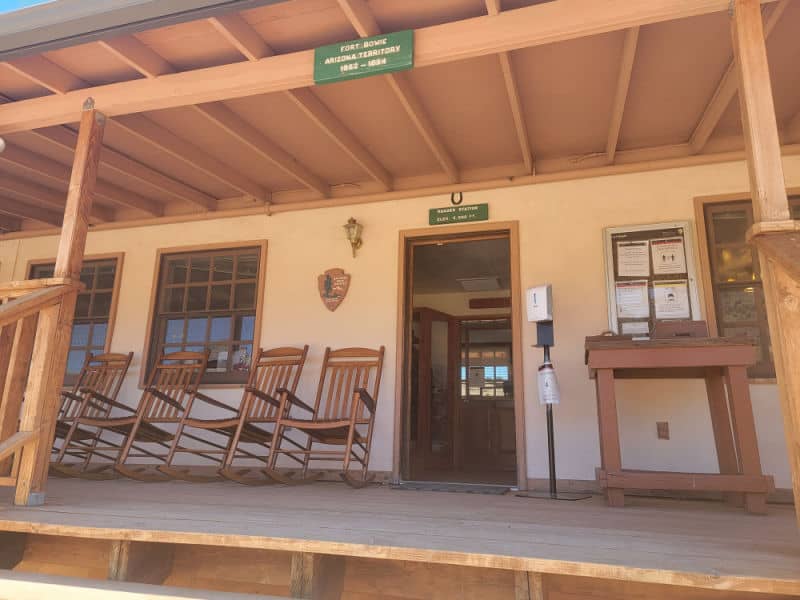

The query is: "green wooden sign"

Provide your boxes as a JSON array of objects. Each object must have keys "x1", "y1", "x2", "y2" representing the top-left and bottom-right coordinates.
[
  {"x1": 314, "y1": 30, "x2": 414, "y2": 85},
  {"x1": 429, "y1": 204, "x2": 489, "y2": 226}
]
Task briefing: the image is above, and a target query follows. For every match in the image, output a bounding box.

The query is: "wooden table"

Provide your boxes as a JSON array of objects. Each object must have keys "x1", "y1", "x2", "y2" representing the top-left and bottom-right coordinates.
[{"x1": 585, "y1": 337, "x2": 774, "y2": 513}]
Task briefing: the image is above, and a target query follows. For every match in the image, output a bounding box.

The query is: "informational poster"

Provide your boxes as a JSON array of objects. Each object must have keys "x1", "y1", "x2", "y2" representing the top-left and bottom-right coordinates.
[
  {"x1": 537, "y1": 363, "x2": 561, "y2": 405},
  {"x1": 651, "y1": 237, "x2": 687, "y2": 275},
  {"x1": 468, "y1": 366, "x2": 485, "y2": 387},
  {"x1": 621, "y1": 321, "x2": 651, "y2": 337},
  {"x1": 615, "y1": 280, "x2": 650, "y2": 319},
  {"x1": 653, "y1": 280, "x2": 691, "y2": 319},
  {"x1": 616, "y1": 240, "x2": 650, "y2": 277}
]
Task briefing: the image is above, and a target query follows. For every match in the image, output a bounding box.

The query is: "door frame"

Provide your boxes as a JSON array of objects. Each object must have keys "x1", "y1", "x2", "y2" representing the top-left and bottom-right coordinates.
[{"x1": 393, "y1": 220, "x2": 528, "y2": 490}]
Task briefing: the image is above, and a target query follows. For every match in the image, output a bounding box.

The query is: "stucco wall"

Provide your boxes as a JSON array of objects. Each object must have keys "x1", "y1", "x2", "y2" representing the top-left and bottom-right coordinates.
[{"x1": 2, "y1": 155, "x2": 797, "y2": 487}]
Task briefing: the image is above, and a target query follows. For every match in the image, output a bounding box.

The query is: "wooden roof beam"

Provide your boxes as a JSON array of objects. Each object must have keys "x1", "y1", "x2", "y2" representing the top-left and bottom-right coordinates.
[
  {"x1": 337, "y1": 0, "x2": 457, "y2": 182},
  {"x1": 485, "y1": 0, "x2": 533, "y2": 174},
  {"x1": 210, "y1": 14, "x2": 392, "y2": 191},
  {"x1": 29, "y1": 126, "x2": 216, "y2": 211},
  {"x1": 0, "y1": 174, "x2": 113, "y2": 222},
  {"x1": 0, "y1": 0, "x2": 784, "y2": 134},
  {"x1": 191, "y1": 103, "x2": 330, "y2": 198},
  {"x1": 606, "y1": 27, "x2": 640, "y2": 163},
  {"x1": 0, "y1": 196, "x2": 62, "y2": 227},
  {"x1": 0, "y1": 144, "x2": 162, "y2": 216},
  {"x1": 0, "y1": 214, "x2": 22, "y2": 232},
  {"x1": 111, "y1": 113, "x2": 269, "y2": 202},
  {"x1": 788, "y1": 111, "x2": 800, "y2": 143},
  {"x1": 98, "y1": 36, "x2": 175, "y2": 79},
  {"x1": 2, "y1": 56, "x2": 86, "y2": 95},
  {"x1": 690, "y1": 0, "x2": 789, "y2": 154}
]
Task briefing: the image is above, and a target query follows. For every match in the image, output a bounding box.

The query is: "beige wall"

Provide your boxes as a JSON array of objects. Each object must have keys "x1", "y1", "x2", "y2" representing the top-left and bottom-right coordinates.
[{"x1": 2, "y1": 155, "x2": 798, "y2": 487}]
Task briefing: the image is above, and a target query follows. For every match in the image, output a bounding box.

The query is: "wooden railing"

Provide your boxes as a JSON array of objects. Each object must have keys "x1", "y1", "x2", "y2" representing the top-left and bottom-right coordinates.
[{"x1": 0, "y1": 279, "x2": 82, "y2": 497}]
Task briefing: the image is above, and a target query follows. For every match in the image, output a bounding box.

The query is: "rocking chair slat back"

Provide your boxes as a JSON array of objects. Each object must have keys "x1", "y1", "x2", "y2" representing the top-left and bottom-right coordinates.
[
  {"x1": 142, "y1": 351, "x2": 207, "y2": 421},
  {"x1": 61, "y1": 352, "x2": 134, "y2": 420},
  {"x1": 246, "y1": 346, "x2": 309, "y2": 420},
  {"x1": 315, "y1": 348, "x2": 385, "y2": 421}
]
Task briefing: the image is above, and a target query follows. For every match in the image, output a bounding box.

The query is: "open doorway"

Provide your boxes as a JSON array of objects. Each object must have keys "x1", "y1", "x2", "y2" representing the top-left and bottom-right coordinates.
[{"x1": 401, "y1": 231, "x2": 519, "y2": 486}]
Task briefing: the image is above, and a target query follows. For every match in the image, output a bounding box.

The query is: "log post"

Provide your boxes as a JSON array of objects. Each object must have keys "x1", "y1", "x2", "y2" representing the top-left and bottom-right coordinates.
[
  {"x1": 731, "y1": 0, "x2": 800, "y2": 526},
  {"x1": 13, "y1": 100, "x2": 105, "y2": 506},
  {"x1": 289, "y1": 553, "x2": 345, "y2": 600}
]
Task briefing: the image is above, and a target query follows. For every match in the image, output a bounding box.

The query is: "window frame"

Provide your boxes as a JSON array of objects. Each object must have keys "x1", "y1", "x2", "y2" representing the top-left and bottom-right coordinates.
[
  {"x1": 694, "y1": 190, "x2": 800, "y2": 383},
  {"x1": 140, "y1": 240, "x2": 268, "y2": 389},
  {"x1": 26, "y1": 252, "x2": 125, "y2": 385}
]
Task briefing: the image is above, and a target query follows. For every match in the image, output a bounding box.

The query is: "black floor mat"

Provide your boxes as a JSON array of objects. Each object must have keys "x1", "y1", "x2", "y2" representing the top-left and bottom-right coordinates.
[{"x1": 391, "y1": 482, "x2": 510, "y2": 495}]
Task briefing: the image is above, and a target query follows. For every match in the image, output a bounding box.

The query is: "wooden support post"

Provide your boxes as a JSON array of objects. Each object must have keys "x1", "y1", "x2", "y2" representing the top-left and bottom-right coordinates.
[
  {"x1": 595, "y1": 369, "x2": 624, "y2": 507},
  {"x1": 13, "y1": 100, "x2": 105, "y2": 507},
  {"x1": 0, "y1": 532, "x2": 27, "y2": 570},
  {"x1": 515, "y1": 572, "x2": 546, "y2": 600},
  {"x1": 705, "y1": 368, "x2": 744, "y2": 506},
  {"x1": 289, "y1": 553, "x2": 345, "y2": 600},
  {"x1": 731, "y1": 0, "x2": 800, "y2": 525},
  {"x1": 108, "y1": 540, "x2": 174, "y2": 584}
]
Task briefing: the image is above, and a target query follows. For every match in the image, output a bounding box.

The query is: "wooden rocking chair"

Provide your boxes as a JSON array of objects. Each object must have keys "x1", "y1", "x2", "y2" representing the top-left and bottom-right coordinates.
[
  {"x1": 73, "y1": 350, "x2": 209, "y2": 481},
  {"x1": 50, "y1": 352, "x2": 134, "y2": 477},
  {"x1": 157, "y1": 346, "x2": 309, "y2": 484},
  {"x1": 265, "y1": 346, "x2": 385, "y2": 488}
]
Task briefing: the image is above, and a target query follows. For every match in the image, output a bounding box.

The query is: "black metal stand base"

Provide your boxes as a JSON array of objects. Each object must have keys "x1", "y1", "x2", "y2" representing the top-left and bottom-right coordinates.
[{"x1": 515, "y1": 490, "x2": 591, "y2": 502}]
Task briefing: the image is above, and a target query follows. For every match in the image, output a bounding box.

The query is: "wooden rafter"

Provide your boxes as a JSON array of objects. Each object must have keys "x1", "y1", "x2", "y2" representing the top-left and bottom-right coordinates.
[
  {"x1": 210, "y1": 14, "x2": 392, "y2": 190},
  {"x1": 3, "y1": 56, "x2": 86, "y2": 95},
  {"x1": 690, "y1": 0, "x2": 789, "y2": 154},
  {"x1": 29, "y1": 127, "x2": 216, "y2": 211},
  {"x1": 191, "y1": 103, "x2": 330, "y2": 198},
  {"x1": 0, "y1": 144, "x2": 162, "y2": 216},
  {"x1": 98, "y1": 37, "x2": 174, "y2": 79},
  {"x1": 0, "y1": 196, "x2": 62, "y2": 227},
  {"x1": 485, "y1": 0, "x2": 533, "y2": 174},
  {"x1": 337, "y1": 0, "x2": 458, "y2": 182},
  {"x1": 111, "y1": 114, "x2": 268, "y2": 201},
  {"x1": 0, "y1": 214, "x2": 21, "y2": 232},
  {"x1": 0, "y1": 173, "x2": 113, "y2": 222},
  {"x1": 0, "y1": 0, "x2": 784, "y2": 134},
  {"x1": 606, "y1": 27, "x2": 640, "y2": 163}
]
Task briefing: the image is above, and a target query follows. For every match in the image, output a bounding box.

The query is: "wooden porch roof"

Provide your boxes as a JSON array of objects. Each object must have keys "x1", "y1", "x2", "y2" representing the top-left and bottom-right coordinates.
[{"x1": 0, "y1": 0, "x2": 798, "y2": 233}]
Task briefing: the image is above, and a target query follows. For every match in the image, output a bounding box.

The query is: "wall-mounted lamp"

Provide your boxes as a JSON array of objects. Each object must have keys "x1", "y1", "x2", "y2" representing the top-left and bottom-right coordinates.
[
  {"x1": 343, "y1": 217, "x2": 363, "y2": 258},
  {"x1": 0, "y1": 137, "x2": 6, "y2": 154}
]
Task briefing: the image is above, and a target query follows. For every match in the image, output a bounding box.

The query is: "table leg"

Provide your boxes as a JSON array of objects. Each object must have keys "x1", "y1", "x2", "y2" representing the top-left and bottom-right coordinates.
[
  {"x1": 596, "y1": 369, "x2": 624, "y2": 507},
  {"x1": 726, "y1": 365, "x2": 768, "y2": 514},
  {"x1": 705, "y1": 368, "x2": 744, "y2": 507}
]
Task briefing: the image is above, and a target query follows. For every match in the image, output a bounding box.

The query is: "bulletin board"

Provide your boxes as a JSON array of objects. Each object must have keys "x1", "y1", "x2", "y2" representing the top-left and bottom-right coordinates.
[{"x1": 603, "y1": 221, "x2": 702, "y2": 338}]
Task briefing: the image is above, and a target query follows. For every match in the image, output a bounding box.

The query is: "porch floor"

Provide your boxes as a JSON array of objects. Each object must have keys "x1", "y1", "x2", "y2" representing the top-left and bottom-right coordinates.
[{"x1": 0, "y1": 479, "x2": 799, "y2": 595}]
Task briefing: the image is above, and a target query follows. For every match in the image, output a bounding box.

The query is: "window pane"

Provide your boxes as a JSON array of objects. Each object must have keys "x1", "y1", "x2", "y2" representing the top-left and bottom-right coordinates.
[
  {"x1": 234, "y1": 283, "x2": 256, "y2": 309},
  {"x1": 213, "y1": 256, "x2": 234, "y2": 281},
  {"x1": 186, "y1": 286, "x2": 207, "y2": 311},
  {"x1": 210, "y1": 316, "x2": 232, "y2": 342},
  {"x1": 793, "y1": 204, "x2": 800, "y2": 219},
  {"x1": 210, "y1": 285, "x2": 232, "y2": 310},
  {"x1": 165, "y1": 319, "x2": 184, "y2": 343},
  {"x1": 96, "y1": 264, "x2": 116, "y2": 289},
  {"x1": 714, "y1": 246, "x2": 754, "y2": 283},
  {"x1": 71, "y1": 323, "x2": 90, "y2": 347},
  {"x1": 237, "y1": 255, "x2": 258, "y2": 279},
  {"x1": 92, "y1": 322, "x2": 108, "y2": 347},
  {"x1": 91, "y1": 292, "x2": 112, "y2": 317},
  {"x1": 30, "y1": 264, "x2": 54, "y2": 279},
  {"x1": 167, "y1": 259, "x2": 188, "y2": 284},
  {"x1": 235, "y1": 315, "x2": 255, "y2": 341},
  {"x1": 79, "y1": 266, "x2": 95, "y2": 289},
  {"x1": 165, "y1": 288, "x2": 185, "y2": 312},
  {"x1": 190, "y1": 257, "x2": 211, "y2": 283},
  {"x1": 712, "y1": 210, "x2": 750, "y2": 244},
  {"x1": 719, "y1": 286, "x2": 758, "y2": 322},
  {"x1": 75, "y1": 294, "x2": 91, "y2": 318},
  {"x1": 66, "y1": 350, "x2": 85, "y2": 375},
  {"x1": 208, "y1": 345, "x2": 230, "y2": 373},
  {"x1": 186, "y1": 318, "x2": 207, "y2": 343},
  {"x1": 231, "y1": 344, "x2": 252, "y2": 373}
]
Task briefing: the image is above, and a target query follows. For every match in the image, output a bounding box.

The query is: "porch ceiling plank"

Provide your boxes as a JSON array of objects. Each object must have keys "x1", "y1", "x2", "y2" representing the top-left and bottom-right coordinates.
[
  {"x1": 0, "y1": 144, "x2": 163, "y2": 216},
  {"x1": 0, "y1": 196, "x2": 62, "y2": 227},
  {"x1": 97, "y1": 36, "x2": 175, "y2": 79},
  {"x1": 689, "y1": 0, "x2": 789, "y2": 154},
  {"x1": 0, "y1": 0, "x2": 784, "y2": 135},
  {"x1": 191, "y1": 103, "x2": 330, "y2": 198},
  {"x1": 111, "y1": 113, "x2": 269, "y2": 202},
  {"x1": 606, "y1": 27, "x2": 640, "y2": 163},
  {"x1": 0, "y1": 173, "x2": 114, "y2": 222},
  {"x1": 0, "y1": 215, "x2": 22, "y2": 232},
  {"x1": 337, "y1": 0, "x2": 459, "y2": 183},
  {"x1": 788, "y1": 111, "x2": 800, "y2": 142},
  {"x1": 3, "y1": 55, "x2": 87, "y2": 95},
  {"x1": 211, "y1": 13, "x2": 392, "y2": 191},
  {"x1": 29, "y1": 127, "x2": 217, "y2": 211}
]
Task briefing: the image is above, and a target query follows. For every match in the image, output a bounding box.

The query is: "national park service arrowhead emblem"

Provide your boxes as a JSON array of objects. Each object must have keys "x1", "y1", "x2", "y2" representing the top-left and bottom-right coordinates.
[{"x1": 318, "y1": 268, "x2": 351, "y2": 312}]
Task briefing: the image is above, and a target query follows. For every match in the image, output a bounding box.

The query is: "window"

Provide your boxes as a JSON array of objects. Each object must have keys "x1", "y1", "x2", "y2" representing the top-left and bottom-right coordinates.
[
  {"x1": 149, "y1": 246, "x2": 263, "y2": 384},
  {"x1": 703, "y1": 197, "x2": 800, "y2": 379},
  {"x1": 30, "y1": 257, "x2": 120, "y2": 383}
]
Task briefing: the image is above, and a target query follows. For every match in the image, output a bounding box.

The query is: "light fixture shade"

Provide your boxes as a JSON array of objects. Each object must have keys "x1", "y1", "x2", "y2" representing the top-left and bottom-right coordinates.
[{"x1": 344, "y1": 217, "x2": 362, "y2": 242}]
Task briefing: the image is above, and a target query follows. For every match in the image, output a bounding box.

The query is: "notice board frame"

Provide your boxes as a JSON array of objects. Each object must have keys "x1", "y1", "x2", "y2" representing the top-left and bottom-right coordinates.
[{"x1": 603, "y1": 220, "x2": 702, "y2": 337}]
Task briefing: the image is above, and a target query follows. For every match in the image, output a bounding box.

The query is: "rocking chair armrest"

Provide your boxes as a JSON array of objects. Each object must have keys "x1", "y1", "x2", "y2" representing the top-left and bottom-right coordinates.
[
  {"x1": 355, "y1": 388, "x2": 376, "y2": 414},
  {"x1": 244, "y1": 387, "x2": 280, "y2": 408},
  {"x1": 275, "y1": 388, "x2": 315, "y2": 414},
  {"x1": 81, "y1": 388, "x2": 135, "y2": 413},
  {"x1": 145, "y1": 387, "x2": 184, "y2": 412},
  {"x1": 192, "y1": 390, "x2": 238, "y2": 412}
]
